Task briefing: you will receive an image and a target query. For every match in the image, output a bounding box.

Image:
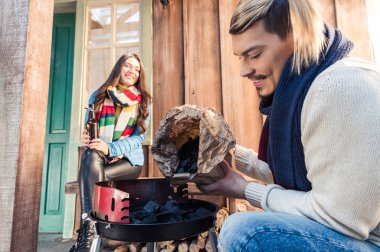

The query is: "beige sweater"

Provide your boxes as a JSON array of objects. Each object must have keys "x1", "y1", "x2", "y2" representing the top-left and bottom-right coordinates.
[{"x1": 236, "y1": 58, "x2": 380, "y2": 247}]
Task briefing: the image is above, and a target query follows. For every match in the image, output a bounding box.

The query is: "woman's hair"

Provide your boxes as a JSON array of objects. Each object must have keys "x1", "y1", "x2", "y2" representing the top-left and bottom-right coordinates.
[
  {"x1": 93, "y1": 53, "x2": 152, "y2": 134},
  {"x1": 230, "y1": 0, "x2": 325, "y2": 74}
]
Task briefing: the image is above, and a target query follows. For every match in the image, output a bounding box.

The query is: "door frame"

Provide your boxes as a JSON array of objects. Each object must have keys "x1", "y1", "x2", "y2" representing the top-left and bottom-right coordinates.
[{"x1": 62, "y1": 0, "x2": 153, "y2": 238}]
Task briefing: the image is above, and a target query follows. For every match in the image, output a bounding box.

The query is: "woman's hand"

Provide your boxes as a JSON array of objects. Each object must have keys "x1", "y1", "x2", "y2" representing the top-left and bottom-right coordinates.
[
  {"x1": 82, "y1": 129, "x2": 90, "y2": 147},
  {"x1": 197, "y1": 160, "x2": 248, "y2": 199},
  {"x1": 88, "y1": 138, "x2": 109, "y2": 156}
]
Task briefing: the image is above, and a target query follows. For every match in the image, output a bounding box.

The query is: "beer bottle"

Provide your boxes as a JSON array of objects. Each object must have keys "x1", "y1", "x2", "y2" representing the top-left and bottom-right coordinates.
[{"x1": 86, "y1": 104, "x2": 98, "y2": 140}]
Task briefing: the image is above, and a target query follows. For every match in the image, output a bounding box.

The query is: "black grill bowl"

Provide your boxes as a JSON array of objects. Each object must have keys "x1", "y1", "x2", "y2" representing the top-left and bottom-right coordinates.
[
  {"x1": 90, "y1": 178, "x2": 219, "y2": 242},
  {"x1": 91, "y1": 199, "x2": 218, "y2": 242}
]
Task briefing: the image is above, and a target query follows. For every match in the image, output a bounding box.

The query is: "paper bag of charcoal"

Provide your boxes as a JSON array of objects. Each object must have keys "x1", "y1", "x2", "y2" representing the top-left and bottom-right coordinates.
[{"x1": 152, "y1": 104, "x2": 236, "y2": 186}]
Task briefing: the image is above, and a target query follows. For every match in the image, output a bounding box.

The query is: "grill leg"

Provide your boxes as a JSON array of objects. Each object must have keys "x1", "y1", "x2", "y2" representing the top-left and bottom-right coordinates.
[
  {"x1": 90, "y1": 223, "x2": 102, "y2": 252},
  {"x1": 208, "y1": 227, "x2": 219, "y2": 252},
  {"x1": 147, "y1": 242, "x2": 157, "y2": 252}
]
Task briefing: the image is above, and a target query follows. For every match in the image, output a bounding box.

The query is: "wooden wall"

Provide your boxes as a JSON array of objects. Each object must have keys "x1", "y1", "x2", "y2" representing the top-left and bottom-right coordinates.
[
  {"x1": 149, "y1": 0, "x2": 263, "y2": 178},
  {"x1": 139, "y1": 0, "x2": 373, "y2": 207},
  {"x1": 0, "y1": 0, "x2": 53, "y2": 251},
  {"x1": 142, "y1": 0, "x2": 373, "y2": 179}
]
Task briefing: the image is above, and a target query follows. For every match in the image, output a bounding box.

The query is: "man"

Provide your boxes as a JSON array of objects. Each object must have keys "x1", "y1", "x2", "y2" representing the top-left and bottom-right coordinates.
[{"x1": 200, "y1": 0, "x2": 380, "y2": 251}]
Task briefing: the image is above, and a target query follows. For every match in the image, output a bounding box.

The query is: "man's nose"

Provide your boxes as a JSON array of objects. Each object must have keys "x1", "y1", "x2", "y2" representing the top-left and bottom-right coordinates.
[{"x1": 240, "y1": 60, "x2": 254, "y2": 77}]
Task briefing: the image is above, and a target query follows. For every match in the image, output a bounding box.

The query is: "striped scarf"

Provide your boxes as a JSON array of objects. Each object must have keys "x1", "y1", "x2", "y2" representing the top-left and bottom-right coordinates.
[{"x1": 97, "y1": 84, "x2": 141, "y2": 143}]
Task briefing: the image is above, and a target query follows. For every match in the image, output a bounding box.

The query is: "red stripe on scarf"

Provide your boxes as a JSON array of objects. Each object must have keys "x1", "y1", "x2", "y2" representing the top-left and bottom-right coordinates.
[
  {"x1": 97, "y1": 105, "x2": 115, "y2": 121},
  {"x1": 124, "y1": 88, "x2": 142, "y2": 102},
  {"x1": 121, "y1": 127, "x2": 134, "y2": 137}
]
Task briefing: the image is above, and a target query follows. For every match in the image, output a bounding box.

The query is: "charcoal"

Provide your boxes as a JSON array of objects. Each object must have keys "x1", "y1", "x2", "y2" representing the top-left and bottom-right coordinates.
[
  {"x1": 130, "y1": 199, "x2": 211, "y2": 224},
  {"x1": 176, "y1": 137, "x2": 199, "y2": 174}
]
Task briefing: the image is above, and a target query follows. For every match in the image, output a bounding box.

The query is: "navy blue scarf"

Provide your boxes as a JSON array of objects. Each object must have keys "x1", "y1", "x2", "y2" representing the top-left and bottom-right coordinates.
[{"x1": 259, "y1": 25, "x2": 353, "y2": 191}]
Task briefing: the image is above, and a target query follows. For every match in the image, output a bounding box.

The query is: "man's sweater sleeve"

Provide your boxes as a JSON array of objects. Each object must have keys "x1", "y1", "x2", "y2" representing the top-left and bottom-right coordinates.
[
  {"x1": 245, "y1": 59, "x2": 380, "y2": 242},
  {"x1": 234, "y1": 145, "x2": 273, "y2": 183}
]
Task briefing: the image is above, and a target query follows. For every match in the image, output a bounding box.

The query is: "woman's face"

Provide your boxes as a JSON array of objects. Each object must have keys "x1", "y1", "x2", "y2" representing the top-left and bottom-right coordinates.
[{"x1": 120, "y1": 57, "x2": 141, "y2": 87}]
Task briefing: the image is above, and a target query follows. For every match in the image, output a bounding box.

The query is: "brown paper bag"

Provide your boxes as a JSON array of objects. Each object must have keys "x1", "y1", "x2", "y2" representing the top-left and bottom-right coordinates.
[{"x1": 152, "y1": 104, "x2": 236, "y2": 186}]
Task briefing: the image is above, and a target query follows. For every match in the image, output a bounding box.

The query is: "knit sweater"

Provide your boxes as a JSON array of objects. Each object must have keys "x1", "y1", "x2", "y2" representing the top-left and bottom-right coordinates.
[{"x1": 236, "y1": 57, "x2": 380, "y2": 247}]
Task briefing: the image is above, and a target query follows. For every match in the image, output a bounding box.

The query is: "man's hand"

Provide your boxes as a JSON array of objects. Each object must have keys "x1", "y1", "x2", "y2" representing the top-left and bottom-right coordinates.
[
  {"x1": 88, "y1": 138, "x2": 109, "y2": 155},
  {"x1": 197, "y1": 160, "x2": 248, "y2": 199}
]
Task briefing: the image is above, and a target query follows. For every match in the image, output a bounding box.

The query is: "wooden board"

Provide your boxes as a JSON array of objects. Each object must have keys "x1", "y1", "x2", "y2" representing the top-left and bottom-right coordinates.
[
  {"x1": 0, "y1": 0, "x2": 53, "y2": 251},
  {"x1": 152, "y1": 0, "x2": 185, "y2": 177},
  {"x1": 183, "y1": 0, "x2": 222, "y2": 111},
  {"x1": 335, "y1": 0, "x2": 372, "y2": 60},
  {"x1": 219, "y1": 0, "x2": 263, "y2": 151}
]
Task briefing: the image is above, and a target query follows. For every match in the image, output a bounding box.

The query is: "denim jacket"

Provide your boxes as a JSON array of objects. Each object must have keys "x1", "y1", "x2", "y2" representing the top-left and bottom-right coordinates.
[{"x1": 84, "y1": 90, "x2": 151, "y2": 166}]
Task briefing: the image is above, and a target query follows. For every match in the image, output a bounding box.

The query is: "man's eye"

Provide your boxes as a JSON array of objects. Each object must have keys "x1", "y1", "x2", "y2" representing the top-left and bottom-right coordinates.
[{"x1": 249, "y1": 52, "x2": 262, "y2": 60}]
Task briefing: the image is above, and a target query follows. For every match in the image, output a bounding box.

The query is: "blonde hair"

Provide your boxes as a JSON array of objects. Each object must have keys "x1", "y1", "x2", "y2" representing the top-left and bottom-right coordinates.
[{"x1": 230, "y1": 0, "x2": 326, "y2": 74}]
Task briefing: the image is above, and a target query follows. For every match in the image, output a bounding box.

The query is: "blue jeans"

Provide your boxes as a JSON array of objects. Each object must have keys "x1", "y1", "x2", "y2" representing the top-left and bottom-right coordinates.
[{"x1": 218, "y1": 212, "x2": 380, "y2": 252}]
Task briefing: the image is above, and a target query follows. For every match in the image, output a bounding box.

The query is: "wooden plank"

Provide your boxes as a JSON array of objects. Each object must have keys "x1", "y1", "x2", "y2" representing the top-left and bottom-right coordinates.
[
  {"x1": 183, "y1": 0, "x2": 222, "y2": 111},
  {"x1": 152, "y1": 0, "x2": 184, "y2": 177},
  {"x1": 0, "y1": 0, "x2": 53, "y2": 251},
  {"x1": 65, "y1": 181, "x2": 80, "y2": 194},
  {"x1": 152, "y1": 0, "x2": 184, "y2": 133},
  {"x1": 219, "y1": 0, "x2": 262, "y2": 151},
  {"x1": 318, "y1": 0, "x2": 337, "y2": 27},
  {"x1": 0, "y1": 0, "x2": 29, "y2": 249},
  {"x1": 335, "y1": 0, "x2": 372, "y2": 60}
]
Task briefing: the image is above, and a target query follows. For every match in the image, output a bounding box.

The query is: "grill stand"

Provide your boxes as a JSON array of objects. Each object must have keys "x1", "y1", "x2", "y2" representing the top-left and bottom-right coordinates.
[
  {"x1": 90, "y1": 223, "x2": 102, "y2": 252},
  {"x1": 89, "y1": 222, "x2": 219, "y2": 252}
]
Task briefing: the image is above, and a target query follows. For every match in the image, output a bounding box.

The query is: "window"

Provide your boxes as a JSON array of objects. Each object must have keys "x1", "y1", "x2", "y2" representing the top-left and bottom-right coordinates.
[{"x1": 86, "y1": 0, "x2": 141, "y2": 94}]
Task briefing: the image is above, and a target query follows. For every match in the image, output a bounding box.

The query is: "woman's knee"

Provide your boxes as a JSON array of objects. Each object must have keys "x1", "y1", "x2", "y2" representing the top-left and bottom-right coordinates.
[
  {"x1": 81, "y1": 149, "x2": 105, "y2": 164},
  {"x1": 80, "y1": 149, "x2": 106, "y2": 177}
]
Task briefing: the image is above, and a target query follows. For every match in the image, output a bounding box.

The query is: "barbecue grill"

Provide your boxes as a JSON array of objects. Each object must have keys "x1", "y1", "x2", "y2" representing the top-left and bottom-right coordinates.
[{"x1": 89, "y1": 178, "x2": 219, "y2": 252}]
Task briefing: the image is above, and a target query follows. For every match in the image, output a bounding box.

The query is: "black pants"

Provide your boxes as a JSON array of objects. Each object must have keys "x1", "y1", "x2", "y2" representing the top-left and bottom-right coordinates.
[{"x1": 79, "y1": 148, "x2": 142, "y2": 213}]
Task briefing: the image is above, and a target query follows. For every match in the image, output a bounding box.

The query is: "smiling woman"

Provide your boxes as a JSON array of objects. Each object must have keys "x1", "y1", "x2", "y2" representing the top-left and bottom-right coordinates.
[{"x1": 70, "y1": 53, "x2": 152, "y2": 252}]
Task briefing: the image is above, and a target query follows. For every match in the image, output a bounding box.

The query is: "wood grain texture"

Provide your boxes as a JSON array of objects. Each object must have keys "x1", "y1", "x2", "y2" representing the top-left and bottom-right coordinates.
[
  {"x1": 219, "y1": 0, "x2": 262, "y2": 151},
  {"x1": 0, "y1": 1, "x2": 30, "y2": 251},
  {"x1": 183, "y1": 0, "x2": 222, "y2": 111},
  {"x1": 318, "y1": 0, "x2": 337, "y2": 27},
  {"x1": 12, "y1": 0, "x2": 54, "y2": 250},
  {"x1": 152, "y1": 0, "x2": 184, "y2": 177},
  {"x1": 335, "y1": 0, "x2": 372, "y2": 60}
]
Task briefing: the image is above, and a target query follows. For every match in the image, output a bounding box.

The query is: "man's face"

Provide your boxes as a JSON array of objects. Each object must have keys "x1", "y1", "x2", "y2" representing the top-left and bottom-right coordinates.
[{"x1": 232, "y1": 20, "x2": 293, "y2": 98}]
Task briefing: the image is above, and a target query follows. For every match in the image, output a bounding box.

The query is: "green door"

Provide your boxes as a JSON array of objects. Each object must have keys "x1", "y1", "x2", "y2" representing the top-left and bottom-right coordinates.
[{"x1": 39, "y1": 13, "x2": 75, "y2": 232}]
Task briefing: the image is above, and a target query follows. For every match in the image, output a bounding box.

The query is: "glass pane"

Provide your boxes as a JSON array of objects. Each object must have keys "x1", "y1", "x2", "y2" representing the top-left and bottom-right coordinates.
[
  {"x1": 116, "y1": 46, "x2": 140, "y2": 59},
  {"x1": 116, "y1": 3, "x2": 140, "y2": 44},
  {"x1": 88, "y1": 6, "x2": 112, "y2": 46},
  {"x1": 87, "y1": 49, "x2": 110, "y2": 94}
]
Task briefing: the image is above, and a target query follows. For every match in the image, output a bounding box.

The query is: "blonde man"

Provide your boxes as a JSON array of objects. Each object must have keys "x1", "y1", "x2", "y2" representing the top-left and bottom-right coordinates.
[{"x1": 200, "y1": 0, "x2": 380, "y2": 251}]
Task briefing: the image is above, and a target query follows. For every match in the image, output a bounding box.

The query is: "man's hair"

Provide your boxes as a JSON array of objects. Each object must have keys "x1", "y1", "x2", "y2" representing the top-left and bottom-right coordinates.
[{"x1": 230, "y1": 0, "x2": 325, "y2": 74}]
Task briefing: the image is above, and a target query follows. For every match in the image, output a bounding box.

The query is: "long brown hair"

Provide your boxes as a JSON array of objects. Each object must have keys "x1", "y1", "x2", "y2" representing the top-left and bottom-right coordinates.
[{"x1": 93, "y1": 53, "x2": 152, "y2": 134}]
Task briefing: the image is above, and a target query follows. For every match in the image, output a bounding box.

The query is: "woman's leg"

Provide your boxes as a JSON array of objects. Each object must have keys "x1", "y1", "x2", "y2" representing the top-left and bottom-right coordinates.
[
  {"x1": 79, "y1": 148, "x2": 107, "y2": 214},
  {"x1": 104, "y1": 158, "x2": 142, "y2": 180},
  {"x1": 218, "y1": 212, "x2": 379, "y2": 252}
]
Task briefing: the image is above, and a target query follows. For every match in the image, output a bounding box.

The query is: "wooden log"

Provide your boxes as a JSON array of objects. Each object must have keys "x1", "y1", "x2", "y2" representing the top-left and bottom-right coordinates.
[
  {"x1": 195, "y1": 235, "x2": 206, "y2": 250},
  {"x1": 157, "y1": 240, "x2": 174, "y2": 248},
  {"x1": 178, "y1": 239, "x2": 190, "y2": 252},
  {"x1": 161, "y1": 242, "x2": 178, "y2": 252},
  {"x1": 114, "y1": 243, "x2": 129, "y2": 252},
  {"x1": 141, "y1": 245, "x2": 147, "y2": 252},
  {"x1": 189, "y1": 239, "x2": 199, "y2": 252},
  {"x1": 168, "y1": 242, "x2": 178, "y2": 252},
  {"x1": 215, "y1": 207, "x2": 229, "y2": 233},
  {"x1": 205, "y1": 237, "x2": 212, "y2": 252},
  {"x1": 199, "y1": 231, "x2": 208, "y2": 239},
  {"x1": 128, "y1": 242, "x2": 141, "y2": 252}
]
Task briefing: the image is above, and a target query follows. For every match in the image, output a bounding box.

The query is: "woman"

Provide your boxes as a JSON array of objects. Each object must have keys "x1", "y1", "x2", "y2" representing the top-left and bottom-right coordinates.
[{"x1": 71, "y1": 53, "x2": 152, "y2": 252}]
